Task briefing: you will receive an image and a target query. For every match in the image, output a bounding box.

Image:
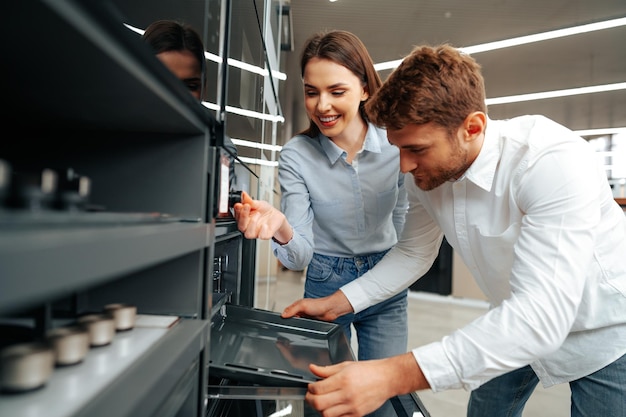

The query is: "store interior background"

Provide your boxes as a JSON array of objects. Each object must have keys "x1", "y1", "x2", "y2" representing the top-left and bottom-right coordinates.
[
  {"x1": 241, "y1": 2, "x2": 626, "y2": 413},
  {"x1": 121, "y1": 0, "x2": 625, "y2": 307},
  {"x1": 250, "y1": 0, "x2": 626, "y2": 306},
  {"x1": 1, "y1": 0, "x2": 624, "y2": 416}
]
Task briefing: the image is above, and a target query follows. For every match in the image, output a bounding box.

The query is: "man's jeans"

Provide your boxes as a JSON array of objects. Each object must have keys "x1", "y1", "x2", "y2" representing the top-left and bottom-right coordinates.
[{"x1": 467, "y1": 353, "x2": 626, "y2": 417}]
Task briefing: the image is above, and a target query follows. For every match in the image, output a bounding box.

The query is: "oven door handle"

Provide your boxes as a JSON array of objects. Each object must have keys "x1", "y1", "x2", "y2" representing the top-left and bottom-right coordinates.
[{"x1": 207, "y1": 385, "x2": 307, "y2": 400}]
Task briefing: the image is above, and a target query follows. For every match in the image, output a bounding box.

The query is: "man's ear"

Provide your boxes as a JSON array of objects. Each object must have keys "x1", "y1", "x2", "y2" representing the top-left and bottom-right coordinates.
[{"x1": 464, "y1": 112, "x2": 487, "y2": 141}]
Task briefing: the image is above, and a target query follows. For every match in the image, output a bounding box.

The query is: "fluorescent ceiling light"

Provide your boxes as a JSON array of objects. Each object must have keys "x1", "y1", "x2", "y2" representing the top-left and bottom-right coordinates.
[
  {"x1": 124, "y1": 23, "x2": 143, "y2": 35},
  {"x1": 461, "y1": 17, "x2": 626, "y2": 55},
  {"x1": 374, "y1": 16, "x2": 626, "y2": 71},
  {"x1": 372, "y1": 17, "x2": 626, "y2": 119},
  {"x1": 236, "y1": 156, "x2": 279, "y2": 167},
  {"x1": 486, "y1": 82, "x2": 626, "y2": 105},
  {"x1": 231, "y1": 138, "x2": 283, "y2": 152},
  {"x1": 574, "y1": 127, "x2": 626, "y2": 137},
  {"x1": 224, "y1": 57, "x2": 286, "y2": 81},
  {"x1": 124, "y1": 23, "x2": 286, "y2": 80},
  {"x1": 202, "y1": 102, "x2": 284, "y2": 123}
]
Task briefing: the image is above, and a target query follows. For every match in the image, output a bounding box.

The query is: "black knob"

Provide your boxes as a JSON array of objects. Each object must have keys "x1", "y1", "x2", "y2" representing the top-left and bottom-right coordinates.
[
  {"x1": 228, "y1": 190, "x2": 242, "y2": 207},
  {"x1": 54, "y1": 168, "x2": 91, "y2": 211}
]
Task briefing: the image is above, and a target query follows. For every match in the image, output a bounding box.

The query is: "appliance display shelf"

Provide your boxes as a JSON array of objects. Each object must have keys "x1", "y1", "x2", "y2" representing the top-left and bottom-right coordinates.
[
  {"x1": 0, "y1": 318, "x2": 207, "y2": 417},
  {"x1": 0, "y1": 222, "x2": 210, "y2": 315}
]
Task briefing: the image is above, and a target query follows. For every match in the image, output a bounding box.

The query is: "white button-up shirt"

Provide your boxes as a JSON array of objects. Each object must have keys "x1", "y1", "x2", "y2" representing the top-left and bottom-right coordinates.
[{"x1": 341, "y1": 115, "x2": 626, "y2": 391}]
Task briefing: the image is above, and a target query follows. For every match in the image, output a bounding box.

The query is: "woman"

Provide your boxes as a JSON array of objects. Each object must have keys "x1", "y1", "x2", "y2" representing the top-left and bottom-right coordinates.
[
  {"x1": 141, "y1": 19, "x2": 205, "y2": 100},
  {"x1": 141, "y1": 19, "x2": 237, "y2": 182},
  {"x1": 234, "y1": 30, "x2": 409, "y2": 364}
]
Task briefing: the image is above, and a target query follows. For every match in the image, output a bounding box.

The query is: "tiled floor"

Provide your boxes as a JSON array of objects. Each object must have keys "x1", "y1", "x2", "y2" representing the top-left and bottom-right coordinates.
[{"x1": 256, "y1": 268, "x2": 571, "y2": 417}]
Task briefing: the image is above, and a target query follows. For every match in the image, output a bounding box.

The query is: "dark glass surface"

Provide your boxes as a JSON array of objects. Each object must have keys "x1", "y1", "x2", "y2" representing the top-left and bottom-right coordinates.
[
  {"x1": 206, "y1": 384, "x2": 431, "y2": 417},
  {"x1": 209, "y1": 304, "x2": 354, "y2": 387}
]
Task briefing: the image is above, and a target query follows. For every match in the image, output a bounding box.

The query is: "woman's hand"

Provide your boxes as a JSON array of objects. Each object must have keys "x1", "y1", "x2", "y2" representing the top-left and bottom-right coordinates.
[{"x1": 233, "y1": 191, "x2": 292, "y2": 243}]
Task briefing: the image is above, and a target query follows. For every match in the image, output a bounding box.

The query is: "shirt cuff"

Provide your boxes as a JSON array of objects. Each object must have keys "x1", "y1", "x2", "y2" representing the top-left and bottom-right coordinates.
[
  {"x1": 340, "y1": 281, "x2": 371, "y2": 314},
  {"x1": 412, "y1": 341, "x2": 463, "y2": 392},
  {"x1": 272, "y1": 233, "x2": 308, "y2": 271}
]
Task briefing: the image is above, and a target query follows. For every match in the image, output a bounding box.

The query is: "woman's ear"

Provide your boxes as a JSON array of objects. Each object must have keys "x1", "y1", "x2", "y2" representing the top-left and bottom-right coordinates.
[{"x1": 361, "y1": 84, "x2": 370, "y2": 101}]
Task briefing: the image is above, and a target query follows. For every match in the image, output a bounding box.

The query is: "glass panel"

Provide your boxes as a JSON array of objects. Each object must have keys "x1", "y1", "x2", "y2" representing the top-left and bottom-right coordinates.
[
  {"x1": 205, "y1": 0, "x2": 222, "y2": 105},
  {"x1": 206, "y1": 384, "x2": 430, "y2": 417}
]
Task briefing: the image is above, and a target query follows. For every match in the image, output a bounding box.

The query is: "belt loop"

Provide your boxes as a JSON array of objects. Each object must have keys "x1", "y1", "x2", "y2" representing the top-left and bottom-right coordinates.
[{"x1": 369, "y1": 249, "x2": 389, "y2": 269}]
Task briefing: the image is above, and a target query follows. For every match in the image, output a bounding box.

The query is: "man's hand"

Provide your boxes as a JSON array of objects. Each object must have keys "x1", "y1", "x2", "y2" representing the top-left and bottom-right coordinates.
[
  {"x1": 281, "y1": 291, "x2": 354, "y2": 322},
  {"x1": 304, "y1": 353, "x2": 429, "y2": 417}
]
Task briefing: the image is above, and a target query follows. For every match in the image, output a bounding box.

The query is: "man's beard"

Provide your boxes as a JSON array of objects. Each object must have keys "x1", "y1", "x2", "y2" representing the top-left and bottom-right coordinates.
[{"x1": 413, "y1": 142, "x2": 470, "y2": 191}]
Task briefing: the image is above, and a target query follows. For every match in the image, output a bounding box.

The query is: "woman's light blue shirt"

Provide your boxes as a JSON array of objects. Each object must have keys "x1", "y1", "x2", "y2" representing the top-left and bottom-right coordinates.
[{"x1": 273, "y1": 123, "x2": 407, "y2": 271}]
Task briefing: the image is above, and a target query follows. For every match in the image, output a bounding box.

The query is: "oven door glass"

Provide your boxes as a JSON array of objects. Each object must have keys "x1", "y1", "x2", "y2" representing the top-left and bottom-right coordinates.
[
  {"x1": 209, "y1": 304, "x2": 354, "y2": 387},
  {"x1": 206, "y1": 385, "x2": 430, "y2": 417}
]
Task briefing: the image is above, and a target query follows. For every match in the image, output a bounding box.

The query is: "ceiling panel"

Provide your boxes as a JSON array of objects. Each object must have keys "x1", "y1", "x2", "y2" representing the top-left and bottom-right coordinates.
[{"x1": 281, "y1": 0, "x2": 626, "y2": 138}]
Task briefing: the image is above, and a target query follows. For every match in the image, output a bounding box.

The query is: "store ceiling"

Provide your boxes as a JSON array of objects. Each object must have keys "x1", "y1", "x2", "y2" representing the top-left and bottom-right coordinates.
[{"x1": 280, "y1": 0, "x2": 626, "y2": 140}]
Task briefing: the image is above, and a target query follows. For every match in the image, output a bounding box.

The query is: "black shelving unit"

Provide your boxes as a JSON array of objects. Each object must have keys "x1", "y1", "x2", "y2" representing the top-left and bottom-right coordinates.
[
  {"x1": 1, "y1": 1, "x2": 430, "y2": 416},
  {"x1": 0, "y1": 1, "x2": 223, "y2": 416}
]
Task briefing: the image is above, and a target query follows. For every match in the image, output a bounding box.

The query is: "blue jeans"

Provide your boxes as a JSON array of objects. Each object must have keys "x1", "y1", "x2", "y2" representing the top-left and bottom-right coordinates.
[
  {"x1": 305, "y1": 251, "x2": 408, "y2": 361},
  {"x1": 467, "y1": 353, "x2": 626, "y2": 417}
]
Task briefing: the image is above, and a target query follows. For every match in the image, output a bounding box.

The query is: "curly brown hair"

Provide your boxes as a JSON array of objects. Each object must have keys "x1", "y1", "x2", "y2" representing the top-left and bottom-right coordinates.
[{"x1": 365, "y1": 44, "x2": 486, "y2": 134}]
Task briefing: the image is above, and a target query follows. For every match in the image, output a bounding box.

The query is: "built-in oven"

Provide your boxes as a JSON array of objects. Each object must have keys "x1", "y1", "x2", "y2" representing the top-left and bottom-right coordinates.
[
  {"x1": 206, "y1": 302, "x2": 431, "y2": 417},
  {"x1": 206, "y1": 385, "x2": 429, "y2": 417}
]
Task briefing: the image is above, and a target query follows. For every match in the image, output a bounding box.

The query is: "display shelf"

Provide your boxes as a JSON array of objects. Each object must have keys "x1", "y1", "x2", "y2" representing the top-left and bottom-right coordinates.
[
  {"x1": 215, "y1": 218, "x2": 240, "y2": 238},
  {"x1": 0, "y1": 319, "x2": 207, "y2": 417},
  {"x1": 1, "y1": 0, "x2": 213, "y2": 134},
  {"x1": 0, "y1": 222, "x2": 209, "y2": 315},
  {"x1": 0, "y1": 0, "x2": 253, "y2": 416}
]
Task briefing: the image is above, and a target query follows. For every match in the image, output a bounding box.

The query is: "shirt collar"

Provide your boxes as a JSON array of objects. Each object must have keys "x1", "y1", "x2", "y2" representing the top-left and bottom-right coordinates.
[
  {"x1": 460, "y1": 117, "x2": 500, "y2": 192},
  {"x1": 319, "y1": 122, "x2": 382, "y2": 164}
]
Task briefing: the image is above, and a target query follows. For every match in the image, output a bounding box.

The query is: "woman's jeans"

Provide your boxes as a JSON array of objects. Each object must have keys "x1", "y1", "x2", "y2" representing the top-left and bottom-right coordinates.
[
  {"x1": 467, "y1": 353, "x2": 626, "y2": 417},
  {"x1": 305, "y1": 251, "x2": 408, "y2": 361}
]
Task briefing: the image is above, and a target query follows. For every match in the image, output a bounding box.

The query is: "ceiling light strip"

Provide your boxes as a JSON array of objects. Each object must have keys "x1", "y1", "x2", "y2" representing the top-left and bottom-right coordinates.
[
  {"x1": 237, "y1": 156, "x2": 279, "y2": 167},
  {"x1": 374, "y1": 16, "x2": 626, "y2": 71},
  {"x1": 203, "y1": 54, "x2": 286, "y2": 80},
  {"x1": 224, "y1": 105, "x2": 285, "y2": 123},
  {"x1": 231, "y1": 138, "x2": 283, "y2": 152},
  {"x1": 486, "y1": 82, "x2": 626, "y2": 105},
  {"x1": 225, "y1": 57, "x2": 287, "y2": 81},
  {"x1": 461, "y1": 17, "x2": 626, "y2": 55},
  {"x1": 202, "y1": 102, "x2": 284, "y2": 123},
  {"x1": 124, "y1": 24, "x2": 286, "y2": 80},
  {"x1": 575, "y1": 127, "x2": 626, "y2": 137}
]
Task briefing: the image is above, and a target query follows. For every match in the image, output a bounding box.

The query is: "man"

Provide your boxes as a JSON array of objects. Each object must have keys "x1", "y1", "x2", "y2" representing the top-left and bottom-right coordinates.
[{"x1": 279, "y1": 44, "x2": 626, "y2": 417}]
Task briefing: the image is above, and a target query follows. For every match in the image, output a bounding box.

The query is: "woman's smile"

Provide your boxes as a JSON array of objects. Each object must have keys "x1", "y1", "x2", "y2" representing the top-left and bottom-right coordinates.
[{"x1": 318, "y1": 115, "x2": 341, "y2": 127}]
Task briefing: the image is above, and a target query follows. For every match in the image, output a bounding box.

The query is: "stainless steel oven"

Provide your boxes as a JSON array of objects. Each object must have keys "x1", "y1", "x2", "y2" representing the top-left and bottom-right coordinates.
[
  {"x1": 206, "y1": 303, "x2": 431, "y2": 417},
  {"x1": 206, "y1": 385, "x2": 430, "y2": 417}
]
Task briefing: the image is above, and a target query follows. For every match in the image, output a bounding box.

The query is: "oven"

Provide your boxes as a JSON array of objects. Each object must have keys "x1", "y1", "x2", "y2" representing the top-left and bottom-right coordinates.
[{"x1": 206, "y1": 302, "x2": 431, "y2": 417}]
